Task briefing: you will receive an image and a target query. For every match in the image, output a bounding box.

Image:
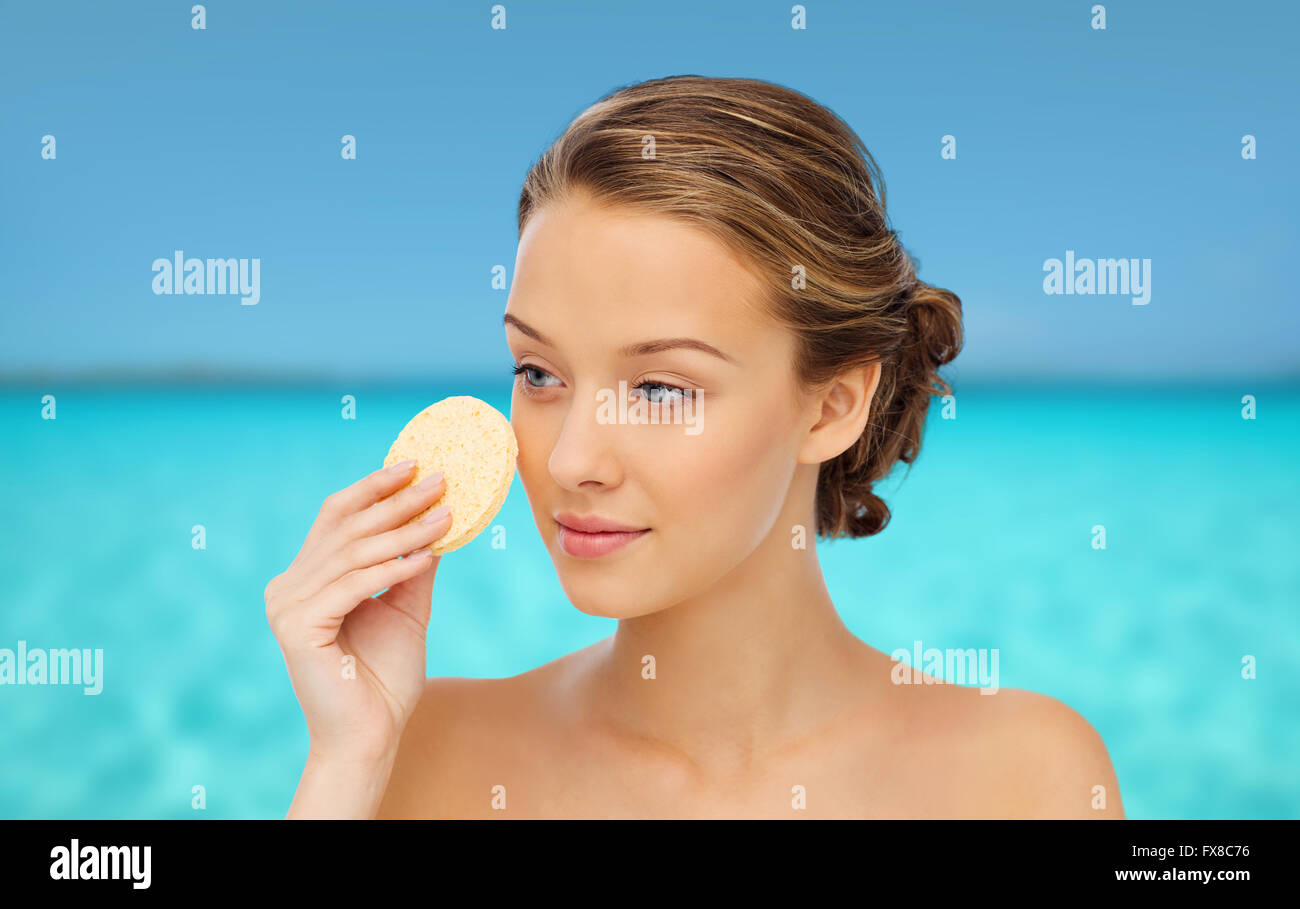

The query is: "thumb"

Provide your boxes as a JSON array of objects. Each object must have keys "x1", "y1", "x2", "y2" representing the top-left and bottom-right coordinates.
[{"x1": 381, "y1": 550, "x2": 441, "y2": 628}]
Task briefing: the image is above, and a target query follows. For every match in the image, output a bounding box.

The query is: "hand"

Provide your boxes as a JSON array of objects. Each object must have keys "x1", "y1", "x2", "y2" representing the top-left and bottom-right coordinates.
[{"x1": 265, "y1": 460, "x2": 452, "y2": 763}]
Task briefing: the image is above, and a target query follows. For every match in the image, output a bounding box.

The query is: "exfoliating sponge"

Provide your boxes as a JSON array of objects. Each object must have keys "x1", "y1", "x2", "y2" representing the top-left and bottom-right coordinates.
[{"x1": 382, "y1": 396, "x2": 517, "y2": 555}]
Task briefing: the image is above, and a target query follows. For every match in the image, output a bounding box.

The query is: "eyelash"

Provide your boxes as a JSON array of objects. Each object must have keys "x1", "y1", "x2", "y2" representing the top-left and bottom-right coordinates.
[{"x1": 510, "y1": 362, "x2": 695, "y2": 404}]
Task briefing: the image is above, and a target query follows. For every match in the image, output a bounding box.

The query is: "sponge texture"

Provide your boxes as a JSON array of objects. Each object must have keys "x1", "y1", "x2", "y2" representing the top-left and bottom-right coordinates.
[{"x1": 382, "y1": 396, "x2": 517, "y2": 555}]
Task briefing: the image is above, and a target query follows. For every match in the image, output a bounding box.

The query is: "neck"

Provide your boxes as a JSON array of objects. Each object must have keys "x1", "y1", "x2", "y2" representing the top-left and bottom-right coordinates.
[{"x1": 581, "y1": 500, "x2": 871, "y2": 779}]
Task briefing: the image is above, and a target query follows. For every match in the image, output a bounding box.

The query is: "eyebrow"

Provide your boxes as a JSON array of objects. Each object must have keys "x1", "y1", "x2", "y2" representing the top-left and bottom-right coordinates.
[{"x1": 503, "y1": 313, "x2": 738, "y2": 365}]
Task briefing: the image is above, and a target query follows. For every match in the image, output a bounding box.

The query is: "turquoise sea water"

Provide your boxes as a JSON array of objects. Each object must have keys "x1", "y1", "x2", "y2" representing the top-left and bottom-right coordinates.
[{"x1": 0, "y1": 382, "x2": 1296, "y2": 819}]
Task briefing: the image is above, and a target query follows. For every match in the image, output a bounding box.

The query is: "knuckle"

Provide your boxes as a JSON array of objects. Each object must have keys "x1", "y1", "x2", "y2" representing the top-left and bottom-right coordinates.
[
  {"x1": 266, "y1": 604, "x2": 288, "y2": 638},
  {"x1": 264, "y1": 578, "x2": 300, "y2": 633},
  {"x1": 274, "y1": 613, "x2": 305, "y2": 644},
  {"x1": 265, "y1": 590, "x2": 285, "y2": 622},
  {"x1": 268, "y1": 595, "x2": 310, "y2": 639},
  {"x1": 264, "y1": 573, "x2": 283, "y2": 605}
]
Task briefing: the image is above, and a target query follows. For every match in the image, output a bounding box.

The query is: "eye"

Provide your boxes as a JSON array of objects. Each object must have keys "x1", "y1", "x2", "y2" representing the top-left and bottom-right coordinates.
[
  {"x1": 510, "y1": 362, "x2": 696, "y2": 406},
  {"x1": 632, "y1": 380, "x2": 696, "y2": 406},
  {"x1": 511, "y1": 362, "x2": 561, "y2": 395}
]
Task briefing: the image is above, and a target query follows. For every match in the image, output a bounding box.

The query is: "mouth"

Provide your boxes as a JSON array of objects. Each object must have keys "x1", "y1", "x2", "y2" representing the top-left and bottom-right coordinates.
[{"x1": 554, "y1": 516, "x2": 651, "y2": 559}]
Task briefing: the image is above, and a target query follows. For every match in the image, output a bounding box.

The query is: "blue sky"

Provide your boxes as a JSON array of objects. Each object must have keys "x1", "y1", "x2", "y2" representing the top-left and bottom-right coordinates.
[{"x1": 1, "y1": 0, "x2": 1296, "y2": 382}]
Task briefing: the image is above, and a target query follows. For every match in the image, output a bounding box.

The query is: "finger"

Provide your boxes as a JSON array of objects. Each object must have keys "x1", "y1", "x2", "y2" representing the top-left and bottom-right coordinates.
[
  {"x1": 379, "y1": 549, "x2": 441, "y2": 629},
  {"x1": 297, "y1": 460, "x2": 420, "y2": 559},
  {"x1": 295, "y1": 471, "x2": 448, "y2": 578},
  {"x1": 334, "y1": 471, "x2": 447, "y2": 548},
  {"x1": 292, "y1": 508, "x2": 453, "y2": 603},
  {"x1": 274, "y1": 549, "x2": 436, "y2": 648}
]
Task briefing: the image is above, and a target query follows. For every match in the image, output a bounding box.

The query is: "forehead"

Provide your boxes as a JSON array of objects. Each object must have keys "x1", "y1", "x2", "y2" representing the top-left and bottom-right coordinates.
[{"x1": 506, "y1": 193, "x2": 774, "y2": 349}]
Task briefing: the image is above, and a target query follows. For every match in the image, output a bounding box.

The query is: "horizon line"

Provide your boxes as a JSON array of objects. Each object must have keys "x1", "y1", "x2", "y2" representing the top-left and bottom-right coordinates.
[{"x1": 0, "y1": 366, "x2": 1297, "y2": 389}]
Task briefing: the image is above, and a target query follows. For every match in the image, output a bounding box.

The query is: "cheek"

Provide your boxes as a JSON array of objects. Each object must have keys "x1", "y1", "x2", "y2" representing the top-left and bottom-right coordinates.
[
  {"x1": 509, "y1": 389, "x2": 552, "y2": 494},
  {"x1": 644, "y1": 407, "x2": 797, "y2": 546}
]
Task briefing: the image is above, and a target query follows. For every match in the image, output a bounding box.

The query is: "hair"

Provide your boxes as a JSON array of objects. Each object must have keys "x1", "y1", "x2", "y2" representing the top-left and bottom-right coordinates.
[{"x1": 517, "y1": 75, "x2": 962, "y2": 539}]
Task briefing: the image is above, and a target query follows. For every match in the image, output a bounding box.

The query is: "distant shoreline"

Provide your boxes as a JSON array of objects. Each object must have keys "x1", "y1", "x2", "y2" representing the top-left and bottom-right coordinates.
[
  {"x1": 0, "y1": 371, "x2": 507, "y2": 389},
  {"x1": 0, "y1": 372, "x2": 1295, "y2": 391}
]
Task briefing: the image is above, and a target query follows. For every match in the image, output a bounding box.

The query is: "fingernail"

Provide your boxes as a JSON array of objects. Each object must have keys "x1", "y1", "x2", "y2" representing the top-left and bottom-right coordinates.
[
  {"x1": 417, "y1": 472, "x2": 444, "y2": 490},
  {"x1": 422, "y1": 505, "x2": 451, "y2": 524},
  {"x1": 387, "y1": 459, "x2": 416, "y2": 474}
]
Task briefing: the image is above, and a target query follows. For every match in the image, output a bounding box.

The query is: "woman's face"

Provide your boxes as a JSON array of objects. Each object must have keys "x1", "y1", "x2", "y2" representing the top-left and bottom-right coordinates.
[{"x1": 504, "y1": 190, "x2": 819, "y2": 619}]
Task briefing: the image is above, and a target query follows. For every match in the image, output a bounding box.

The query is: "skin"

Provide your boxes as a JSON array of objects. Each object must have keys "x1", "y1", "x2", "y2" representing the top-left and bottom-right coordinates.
[
  {"x1": 381, "y1": 188, "x2": 1124, "y2": 819},
  {"x1": 274, "y1": 186, "x2": 1124, "y2": 819}
]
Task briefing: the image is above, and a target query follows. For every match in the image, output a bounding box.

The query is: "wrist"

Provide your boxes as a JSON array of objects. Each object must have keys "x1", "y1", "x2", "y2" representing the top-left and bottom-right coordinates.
[
  {"x1": 306, "y1": 741, "x2": 399, "y2": 770},
  {"x1": 288, "y1": 747, "x2": 399, "y2": 820}
]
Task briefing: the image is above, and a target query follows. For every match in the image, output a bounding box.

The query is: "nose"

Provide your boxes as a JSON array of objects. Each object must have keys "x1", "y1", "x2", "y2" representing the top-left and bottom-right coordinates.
[{"x1": 547, "y1": 384, "x2": 624, "y2": 491}]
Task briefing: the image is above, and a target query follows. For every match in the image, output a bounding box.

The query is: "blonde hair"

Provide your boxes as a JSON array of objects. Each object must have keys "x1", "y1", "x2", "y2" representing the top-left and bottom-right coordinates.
[{"x1": 518, "y1": 75, "x2": 963, "y2": 539}]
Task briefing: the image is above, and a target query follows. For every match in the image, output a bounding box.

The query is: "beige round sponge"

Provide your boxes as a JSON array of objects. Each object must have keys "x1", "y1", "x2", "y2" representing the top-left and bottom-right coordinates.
[{"x1": 382, "y1": 396, "x2": 517, "y2": 555}]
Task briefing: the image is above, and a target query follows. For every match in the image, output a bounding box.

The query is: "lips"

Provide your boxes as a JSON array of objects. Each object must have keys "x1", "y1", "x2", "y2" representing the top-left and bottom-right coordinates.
[
  {"x1": 554, "y1": 512, "x2": 650, "y2": 558},
  {"x1": 554, "y1": 512, "x2": 647, "y2": 534}
]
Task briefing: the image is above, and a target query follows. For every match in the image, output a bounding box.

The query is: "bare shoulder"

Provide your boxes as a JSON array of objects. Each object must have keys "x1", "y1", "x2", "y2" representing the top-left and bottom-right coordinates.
[
  {"x1": 973, "y1": 687, "x2": 1125, "y2": 819},
  {"x1": 376, "y1": 647, "x2": 596, "y2": 819},
  {"x1": 375, "y1": 675, "x2": 501, "y2": 819}
]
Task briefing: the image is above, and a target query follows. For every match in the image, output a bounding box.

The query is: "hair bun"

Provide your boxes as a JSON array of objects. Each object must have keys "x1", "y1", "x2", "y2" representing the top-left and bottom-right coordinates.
[{"x1": 904, "y1": 279, "x2": 963, "y2": 379}]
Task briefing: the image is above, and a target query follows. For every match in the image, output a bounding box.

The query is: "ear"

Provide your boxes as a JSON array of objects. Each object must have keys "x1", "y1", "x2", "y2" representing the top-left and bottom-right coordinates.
[{"x1": 796, "y1": 361, "x2": 882, "y2": 465}]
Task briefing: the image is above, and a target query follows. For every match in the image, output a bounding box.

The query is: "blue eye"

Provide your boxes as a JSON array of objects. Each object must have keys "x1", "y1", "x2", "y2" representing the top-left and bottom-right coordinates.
[
  {"x1": 510, "y1": 362, "x2": 695, "y2": 406},
  {"x1": 632, "y1": 381, "x2": 695, "y2": 406},
  {"x1": 511, "y1": 362, "x2": 559, "y2": 393}
]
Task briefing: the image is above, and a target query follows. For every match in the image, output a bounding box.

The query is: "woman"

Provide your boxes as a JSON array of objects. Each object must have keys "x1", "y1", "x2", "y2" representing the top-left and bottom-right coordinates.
[{"x1": 267, "y1": 75, "x2": 1124, "y2": 819}]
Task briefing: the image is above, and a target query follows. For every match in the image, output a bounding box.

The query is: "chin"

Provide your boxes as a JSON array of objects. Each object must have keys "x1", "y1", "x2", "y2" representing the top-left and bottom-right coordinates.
[{"x1": 553, "y1": 566, "x2": 673, "y2": 620}]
